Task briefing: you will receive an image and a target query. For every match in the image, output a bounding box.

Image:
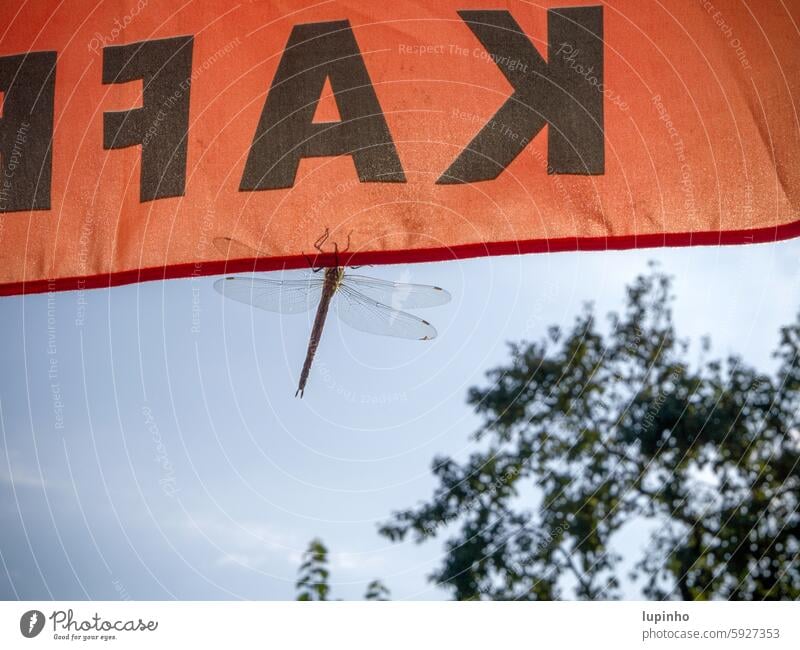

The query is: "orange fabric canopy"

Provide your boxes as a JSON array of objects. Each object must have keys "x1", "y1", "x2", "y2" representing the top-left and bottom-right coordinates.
[{"x1": 0, "y1": 0, "x2": 798, "y2": 295}]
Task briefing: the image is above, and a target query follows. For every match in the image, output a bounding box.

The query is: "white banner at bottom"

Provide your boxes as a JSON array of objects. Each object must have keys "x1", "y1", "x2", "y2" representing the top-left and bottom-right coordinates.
[{"x1": 1, "y1": 601, "x2": 797, "y2": 649}]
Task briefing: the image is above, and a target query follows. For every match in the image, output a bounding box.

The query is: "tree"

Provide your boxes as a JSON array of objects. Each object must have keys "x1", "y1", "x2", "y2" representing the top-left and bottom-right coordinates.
[
  {"x1": 296, "y1": 538, "x2": 331, "y2": 601},
  {"x1": 363, "y1": 579, "x2": 391, "y2": 601},
  {"x1": 379, "y1": 265, "x2": 800, "y2": 600},
  {"x1": 295, "y1": 539, "x2": 391, "y2": 600}
]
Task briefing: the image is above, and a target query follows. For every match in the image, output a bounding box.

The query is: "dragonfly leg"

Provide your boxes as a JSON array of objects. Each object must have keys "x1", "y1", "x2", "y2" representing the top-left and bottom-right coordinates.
[
  {"x1": 313, "y1": 227, "x2": 330, "y2": 252},
  {"x1": 306, "y1": 228, "x2": 330, "y2": 270},
  {"x1": 303, "y1": 252, "x2": 324, "y2": 273},
  {"x1": 327, "y1": 230, "x2": 352, "y2": 267},
  {"x1": 342, "y1": 231, "x2": 356, "y2": 266}
]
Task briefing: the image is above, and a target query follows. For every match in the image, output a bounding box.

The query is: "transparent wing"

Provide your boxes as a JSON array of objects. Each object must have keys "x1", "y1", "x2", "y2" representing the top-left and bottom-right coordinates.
[
  {"x1": 334, "y1": 285, "x2": 438, "y2": 340},
  {"x1": 214, "y1": 275, "x2": 323, "y2": 314},
  {"x1": 342, "y1": 274, "x2": 451, "y2": 309}
]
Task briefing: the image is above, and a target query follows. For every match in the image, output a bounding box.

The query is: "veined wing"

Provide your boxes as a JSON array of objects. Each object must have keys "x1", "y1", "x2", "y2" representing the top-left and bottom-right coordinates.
[
  {"x1": 342, "y1": 274, "x2": 451, "y2": 309},
  {"x1": 334, "y1": 284, "x2": 438, "y2": 340},
  {"x1": 214, "y1": 275, "x2": 323, "y2": 314}
]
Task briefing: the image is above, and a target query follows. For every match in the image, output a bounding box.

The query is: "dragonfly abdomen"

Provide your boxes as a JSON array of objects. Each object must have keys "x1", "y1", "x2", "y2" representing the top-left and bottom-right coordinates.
[{"x1": 296, "y1": 268, "x2": 339, "y2": 397}]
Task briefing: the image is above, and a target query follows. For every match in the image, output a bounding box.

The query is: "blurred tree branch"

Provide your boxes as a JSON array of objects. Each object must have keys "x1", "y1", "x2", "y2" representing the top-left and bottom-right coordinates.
[{"x1": 378, "y1": 265, "x2": 800, "y2": 600}]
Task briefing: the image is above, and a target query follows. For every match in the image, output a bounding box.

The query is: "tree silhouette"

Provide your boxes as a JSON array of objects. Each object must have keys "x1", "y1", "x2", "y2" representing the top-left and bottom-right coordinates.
[
  {"x1": 296, "y1": 538, "x2": 330, "y2": 601},
  {"x1": 364, "y1": 579, "x2": 391, "y2": 601},
  {"x1": 379, "y1": 266, "x2": 800, "y2": 600}
]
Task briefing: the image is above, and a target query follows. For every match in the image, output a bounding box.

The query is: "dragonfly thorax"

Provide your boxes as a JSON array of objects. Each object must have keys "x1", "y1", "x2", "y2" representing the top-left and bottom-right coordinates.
[{"x1": 325, "y1": 266, "x2": 345, "y2": 291}]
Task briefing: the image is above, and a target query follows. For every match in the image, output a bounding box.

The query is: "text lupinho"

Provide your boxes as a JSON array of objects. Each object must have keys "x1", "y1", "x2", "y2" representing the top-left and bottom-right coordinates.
[{"x1": 642, "y1": 610, "x2": 690, "y2": 625}]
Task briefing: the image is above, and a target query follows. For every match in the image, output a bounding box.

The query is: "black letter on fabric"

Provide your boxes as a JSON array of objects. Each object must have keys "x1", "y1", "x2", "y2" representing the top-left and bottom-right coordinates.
[
  {"x1": 103, "y1": 36, "x2": 193, "y2": 201},
  {"x1": 240, "y1": 20, "x2": 404, "y2": 191},
  {"x1": 438, "y1": 7, "x2": 604, "y2": 183},
  {"x1": 0, "y1": 52, "x2": 56, "y2": 212}
]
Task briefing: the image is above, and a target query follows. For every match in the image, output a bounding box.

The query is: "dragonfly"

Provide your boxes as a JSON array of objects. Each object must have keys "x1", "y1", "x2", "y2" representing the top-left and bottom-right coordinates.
[{"x1": 213, "y1": 230, "x2": 451, "y2": 397}]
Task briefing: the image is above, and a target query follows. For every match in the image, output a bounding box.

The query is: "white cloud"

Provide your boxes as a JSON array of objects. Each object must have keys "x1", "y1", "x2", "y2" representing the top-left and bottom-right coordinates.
[
  {"x1": 182, "y1": 516, "x2": 300, "y2": 570},
  {"x1": 329, "y1": 551, "x2": 384, "y2": 571},
  {"x1": 0, "y1": 466, "x2": 49, "y2": 489},
  {"x1": 181, "y1": 515, "x2": 386, "y2": 573}
]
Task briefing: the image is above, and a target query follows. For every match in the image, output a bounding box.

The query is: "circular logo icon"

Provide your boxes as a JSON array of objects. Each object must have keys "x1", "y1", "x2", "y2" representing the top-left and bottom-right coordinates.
[{"x1": 20, "y1": 610, "x2": 45, "y2": 638}]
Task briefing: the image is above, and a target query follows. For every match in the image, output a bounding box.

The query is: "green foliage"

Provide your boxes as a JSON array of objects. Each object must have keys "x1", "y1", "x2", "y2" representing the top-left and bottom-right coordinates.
[
  {"x1": 363, "y1": 579, "x2": 391, "y2": 601},
  {"x1": 379, "y1": 265, "x2": 800, "y2": 600},
  {"x1": 295, "y1": 539, "x2": 391, "y2": 601},
  {"x1": 296, "y1": 539, "x2": 331, "y2": 601}
]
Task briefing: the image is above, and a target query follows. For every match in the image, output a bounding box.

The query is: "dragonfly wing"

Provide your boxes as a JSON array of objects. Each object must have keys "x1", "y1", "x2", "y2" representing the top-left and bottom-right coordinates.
[
  {"x1": 334, "y1": 285, "x2": 438, "y2": 340},
  {"x1": 214, "y1": 276, "x2": 323, "y2": 313},
  {"x1": 342, "y1": 274, "x2": 451, "y2": 309}
]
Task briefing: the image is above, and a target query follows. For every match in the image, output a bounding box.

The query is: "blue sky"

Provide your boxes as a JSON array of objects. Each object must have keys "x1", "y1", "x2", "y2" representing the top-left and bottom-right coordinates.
[{"x1": 1, "y1": 239, "x2": 798, "y2": 600}]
